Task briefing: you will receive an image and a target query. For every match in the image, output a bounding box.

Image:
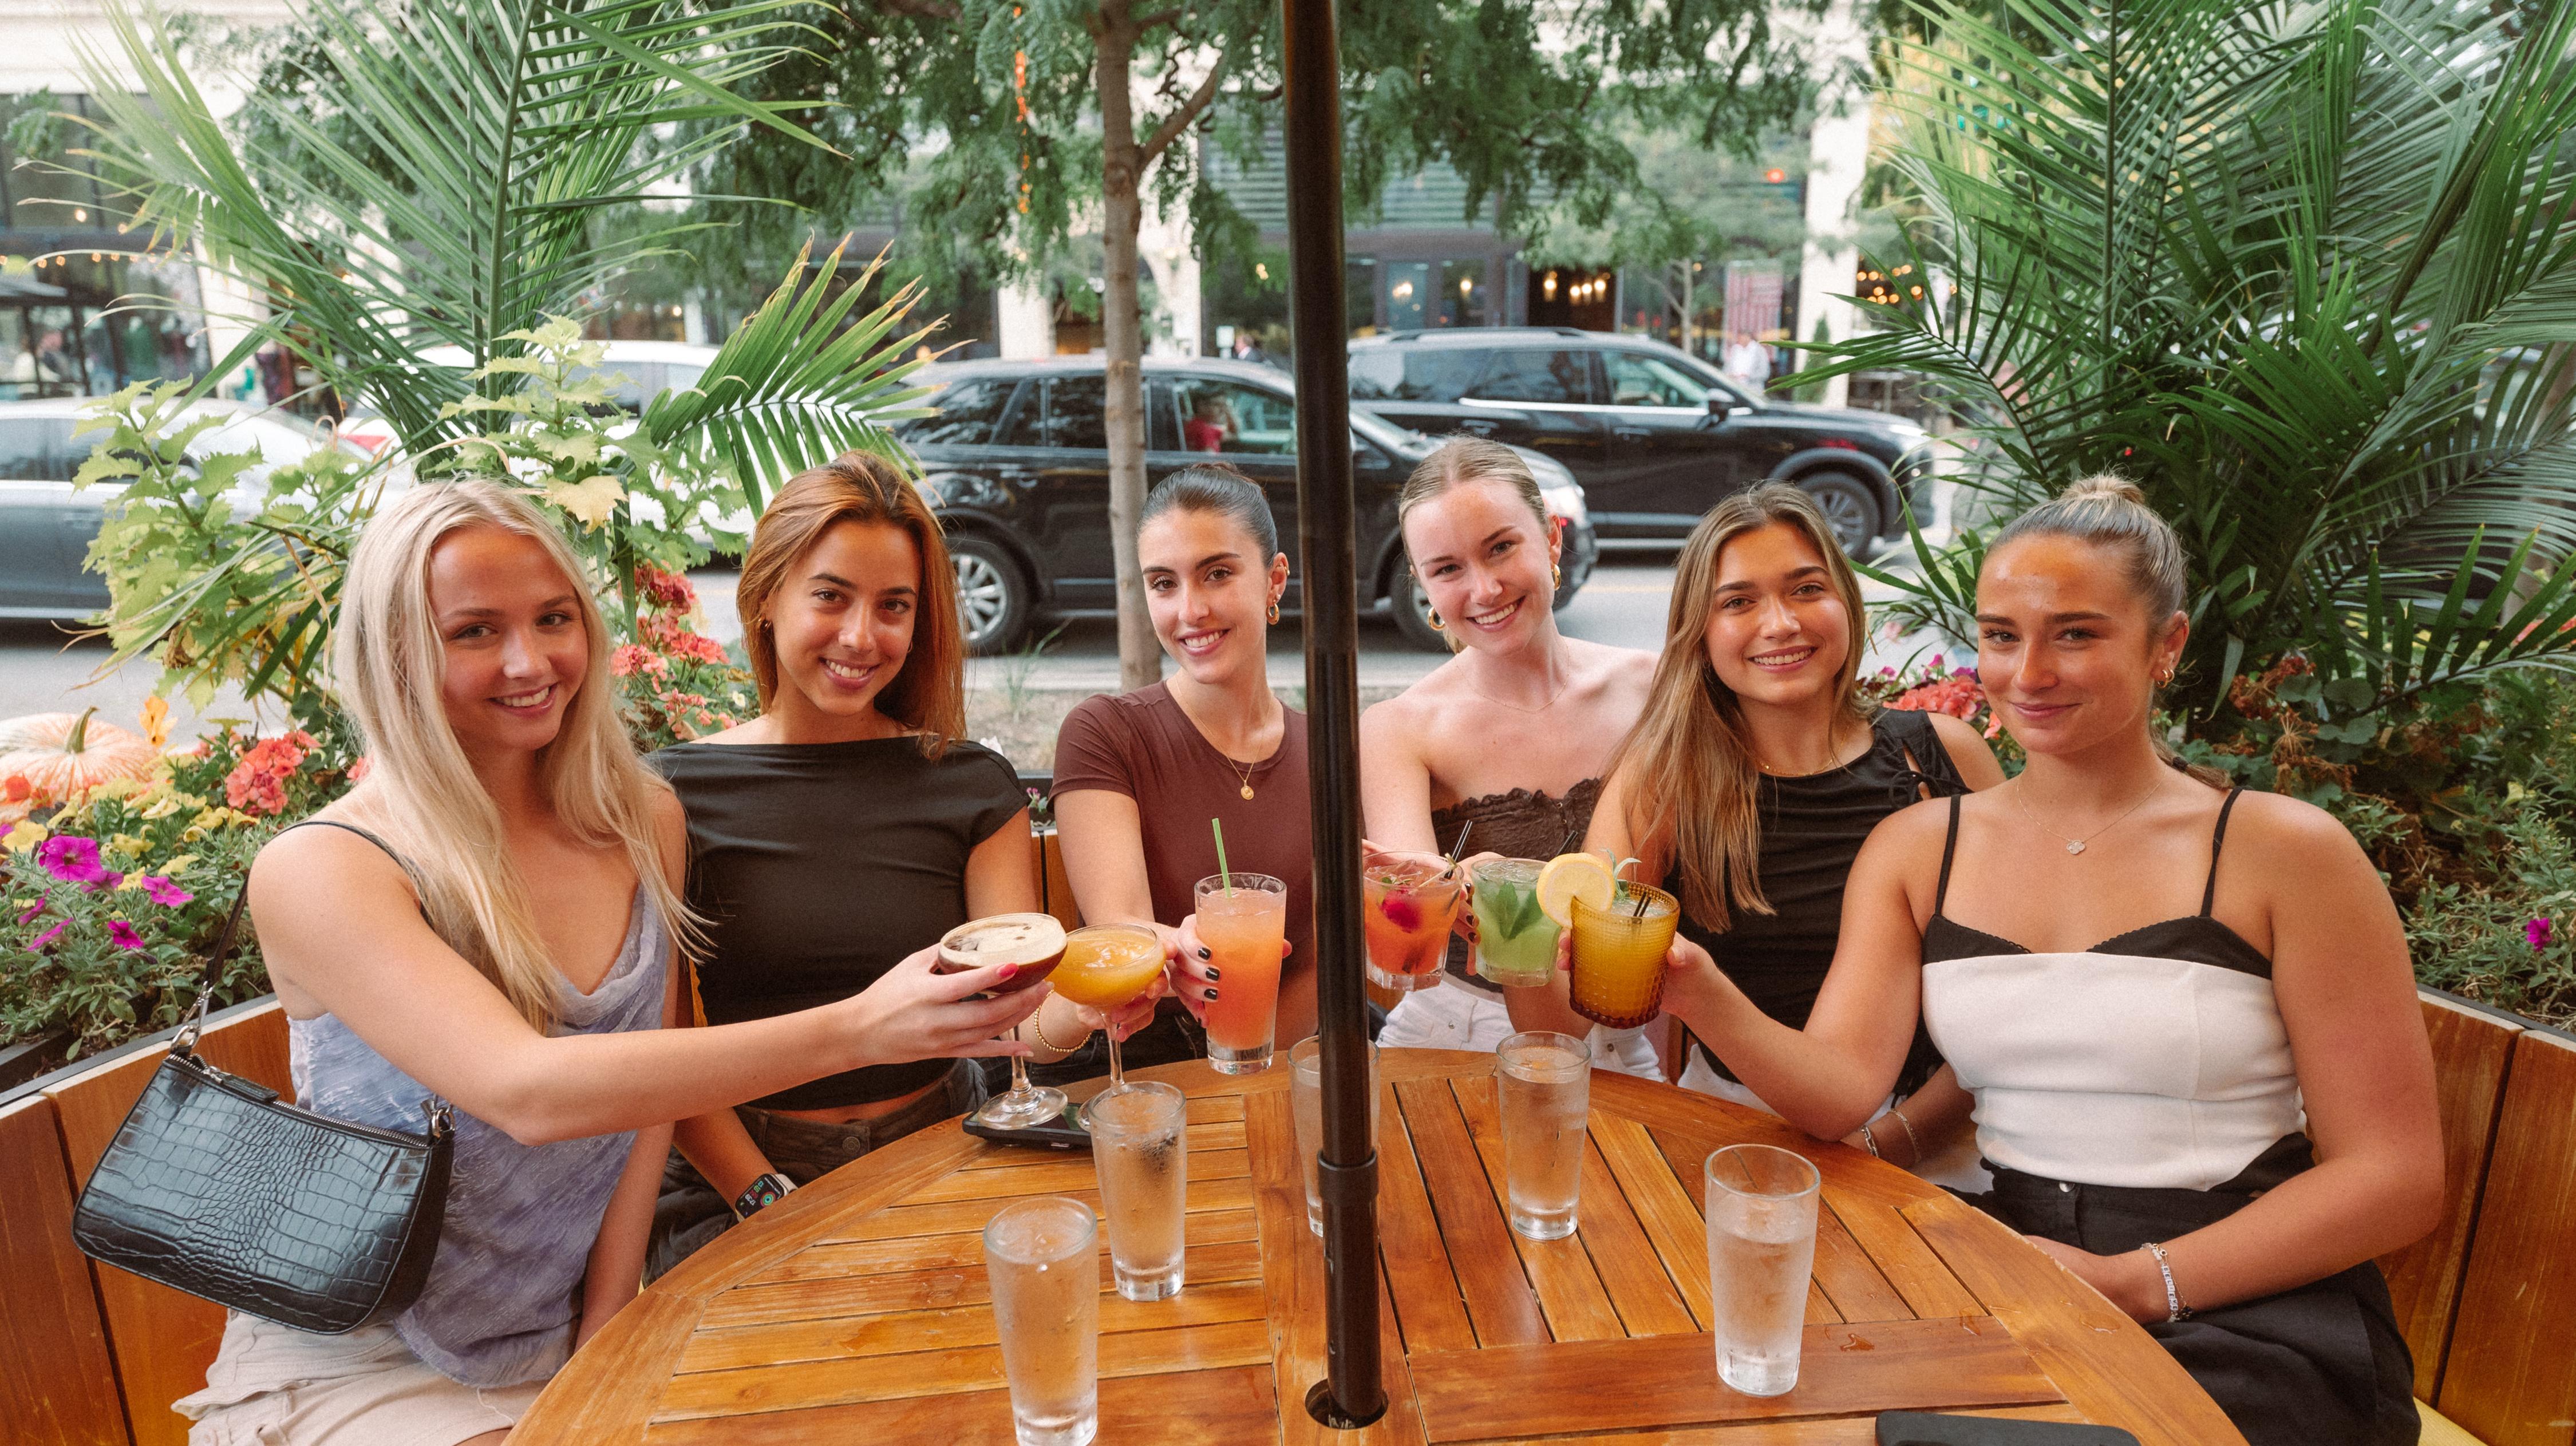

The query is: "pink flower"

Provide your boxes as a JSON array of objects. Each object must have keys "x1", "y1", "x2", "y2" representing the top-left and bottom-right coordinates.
[
  {"x1": 138, "y1": 875, "x2": 194, "y2": 907},
  {"x1": 80, "y1": 870, "x2": 125, "y2": 894},
  {"x1": 635, "y1": 564, "x2": 696, "y2": 610},
  {"x1": 224, "y1": 729, "x2": 318, "y2": 817},
  {"x1": 17, "y1": 899, "x2": 45, "y2": 925},
  {"x1": 106, "y1": 919, "x2": 144, "y2": 950},
  {"x1": 37, "y1": 835, "x2": 109, "y2": 884},
  {"x1": 29, "y1": 919, "x2": 65, "y2": 950},
  {"x1": 2530, "y1": 917, "x2": 2556, "y2": 951},
  {"x1": 611, "y1": 644, "x2": 668, "y2": 679},
  {"x1": 348, "y1": 756, "x2": 372, "y2": 782}
]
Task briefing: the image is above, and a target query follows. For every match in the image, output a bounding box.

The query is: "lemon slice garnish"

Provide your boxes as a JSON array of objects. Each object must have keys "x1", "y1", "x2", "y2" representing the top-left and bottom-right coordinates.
[{"x1": 1535, "y1": 852, "x2": 1617, "y2": 927}]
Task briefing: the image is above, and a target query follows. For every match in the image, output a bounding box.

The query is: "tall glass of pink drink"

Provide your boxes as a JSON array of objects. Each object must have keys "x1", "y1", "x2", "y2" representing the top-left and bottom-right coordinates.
[{"x1": 1195, "y1": 872, "x2": 1287, "y2": 1074}]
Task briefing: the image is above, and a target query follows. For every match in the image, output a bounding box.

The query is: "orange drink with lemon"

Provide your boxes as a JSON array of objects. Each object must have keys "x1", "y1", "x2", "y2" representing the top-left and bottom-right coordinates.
[
  {"x1": 1568, "y1": 881, "x2": 1681, "y2": 1029},
  {"x1": 1195, "y1": 872, "x2": 1287, "y2": 1074}
]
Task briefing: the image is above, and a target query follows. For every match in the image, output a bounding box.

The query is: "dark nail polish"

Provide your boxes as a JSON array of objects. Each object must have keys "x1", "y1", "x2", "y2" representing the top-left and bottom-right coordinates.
[
  {"x1": 1205, "y1": 987, "x2": 1219, "y2": 1000},
  {"x1": 1204, "y1": 966, "x2": 1220, "y2": 982},
  {"x1": 1197, "y1": 947, "x2": 1211, "y2": 959}
]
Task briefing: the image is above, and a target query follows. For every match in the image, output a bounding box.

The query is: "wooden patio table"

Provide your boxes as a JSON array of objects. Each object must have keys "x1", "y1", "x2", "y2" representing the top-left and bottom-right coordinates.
[{"x1": 515, "y1": 1049, "x2": 2247, "y2": 1445}]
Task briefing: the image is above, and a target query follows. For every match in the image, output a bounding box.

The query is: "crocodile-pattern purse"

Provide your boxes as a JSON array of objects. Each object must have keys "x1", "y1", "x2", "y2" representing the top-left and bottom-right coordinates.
[{"x1": 70, "y1": 886, "x2": 454, "y2": 1334}]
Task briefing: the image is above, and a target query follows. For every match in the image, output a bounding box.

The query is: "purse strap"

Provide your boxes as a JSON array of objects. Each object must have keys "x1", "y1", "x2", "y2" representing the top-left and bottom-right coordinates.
[{"x1": 170, "y1": 883, "x2": 254, "y2": 1060}]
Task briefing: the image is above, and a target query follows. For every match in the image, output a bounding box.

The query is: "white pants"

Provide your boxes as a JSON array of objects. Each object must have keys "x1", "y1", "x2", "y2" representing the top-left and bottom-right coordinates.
[
  {"x1": 1379, "y1": 982, "x2": 1664, "y2": 1079},
  {"x1": 1678, "y1": 1050, "x2": 1990, "y2": 1194}
]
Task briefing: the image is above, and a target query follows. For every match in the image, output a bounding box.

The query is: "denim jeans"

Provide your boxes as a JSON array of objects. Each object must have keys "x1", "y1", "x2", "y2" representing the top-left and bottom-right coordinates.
[{"x1": 645, "y1": 1060, "x2": 988, "y2": 1282}]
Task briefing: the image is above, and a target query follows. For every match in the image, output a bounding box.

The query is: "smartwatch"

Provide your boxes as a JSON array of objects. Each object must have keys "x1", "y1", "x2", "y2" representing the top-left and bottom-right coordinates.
[{"x1": 732, "y1": 1171, "x2": 795, "y2": 1220}]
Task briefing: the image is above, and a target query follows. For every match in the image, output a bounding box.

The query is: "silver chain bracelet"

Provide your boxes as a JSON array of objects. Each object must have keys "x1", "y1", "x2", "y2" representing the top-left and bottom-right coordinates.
[{"x1": 2142, "y1": 1240, "x2": 2193, "y2": 1321}]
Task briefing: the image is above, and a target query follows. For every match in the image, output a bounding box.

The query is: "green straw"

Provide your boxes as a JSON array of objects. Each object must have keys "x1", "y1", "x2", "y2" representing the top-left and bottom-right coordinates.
[{"x1": 1211, "y1": 817, "x2": 1234, "y2": 897}]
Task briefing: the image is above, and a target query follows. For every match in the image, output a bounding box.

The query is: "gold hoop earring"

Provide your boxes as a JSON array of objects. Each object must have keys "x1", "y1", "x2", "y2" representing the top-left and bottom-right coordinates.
[
  {"x1": 1551, "y1": 563, "x2": 1563, "y2": 589},
  {"x1": 1267, "y1": 600, "x2": 1281, "y2": 625},
  {"x1": 2155, "y1": 669, "x2": 2174, "y2": 686},
  {"x1": 1428, "y1": 608, "x2": 1445, "y2": 631}
]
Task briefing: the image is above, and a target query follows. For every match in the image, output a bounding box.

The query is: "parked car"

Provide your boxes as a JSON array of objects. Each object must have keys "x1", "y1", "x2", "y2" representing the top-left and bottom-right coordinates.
[
  {"x1": 0, "y1": 398, "x2": 356, "y2": 620},
  {"x1": 895, "y1": 356, "x2": 1599, "y2": 653},
  {"x1": 1347, "y1": 327, "x2": 1934, "y2": 555}
]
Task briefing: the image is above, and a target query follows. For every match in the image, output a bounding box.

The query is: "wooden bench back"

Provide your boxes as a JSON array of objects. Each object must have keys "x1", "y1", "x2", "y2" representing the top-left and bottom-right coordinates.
[
  {"x1": 0, "y1": 1093, "x2": 128, "y2": 1445},
  {"x1": 2378, "y1": 989, "x2": 2526, "y2": 1396},
  {"x1": 2436, "y1": 1022, "x2": 2576, "y2": 1446},
  {"x1": 1037, "y1": 825, "x2": 1081, "y2": 931},
  {"x1": 2, "y1": 1001, "x2": 295, "y2": 1446}
]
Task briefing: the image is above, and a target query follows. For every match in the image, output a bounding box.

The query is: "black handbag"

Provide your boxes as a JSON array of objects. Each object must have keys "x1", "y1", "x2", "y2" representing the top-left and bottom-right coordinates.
[{"x1": 70, "y1": 884, "x2": 455, "y2": 1334}]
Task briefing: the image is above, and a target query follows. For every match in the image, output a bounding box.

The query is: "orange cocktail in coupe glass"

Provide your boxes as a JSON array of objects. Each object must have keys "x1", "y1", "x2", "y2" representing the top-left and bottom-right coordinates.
[
  {"x1": 1048, "y1": 924, "x2": 1167, "y2": 1093},
  {"x1": 1195, "y1": 872, "x2": 1288, "y2": 1074},
  {"x1": 1362, "y1": 850, "x2": 1464, "y2": 992}
]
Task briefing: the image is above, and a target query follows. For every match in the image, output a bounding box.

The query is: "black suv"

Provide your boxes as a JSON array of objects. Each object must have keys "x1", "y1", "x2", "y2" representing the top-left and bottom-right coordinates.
[
  {"x1": 1348, "y1": 328, "x2": 1932, "y2": 554},
  {"x1": 895, "y1": 357, "x2": 1600, "y2": 653}
]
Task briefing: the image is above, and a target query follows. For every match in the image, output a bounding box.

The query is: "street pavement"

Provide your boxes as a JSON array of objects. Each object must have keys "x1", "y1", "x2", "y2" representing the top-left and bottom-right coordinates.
[{"x1": 0, "y1": 544, "x2": 1955, "y2": 733}]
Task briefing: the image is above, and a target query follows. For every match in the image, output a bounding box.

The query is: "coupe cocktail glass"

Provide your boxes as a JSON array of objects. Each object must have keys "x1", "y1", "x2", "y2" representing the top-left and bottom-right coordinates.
[
  {"x1": 1704, "y1": 1144, "x2": 1820, "y2": 1397},
  {"x1": 1567, "y1": 883, "x2": 1680, "y2": 1028},
  {"x1": 942, "y1": 913, "x2": 1070, "y2": 1129},
  {"x1": 1084, "y1": 1080, "x2": 1188, "y2": 1300},
  {"x1": 1195, "y1": 873, "x2": 1287, "y2": 1074},
  {"x1": 1362, "y1": 850, "x2": 1464, "y2": 992},
  {"x1": 1468, "y1": 858, "x2": 1558, "y2": 987},
  {"x1": 1048, "y1": 923, "x2": 1165, "y2": 1093},
  {"x1": 983, "y1": 1197, "x2": 1101, "y2": 1445},
  {"x1": 1495, "y1": 1031, "x2": 1591, "y2": 1239}
]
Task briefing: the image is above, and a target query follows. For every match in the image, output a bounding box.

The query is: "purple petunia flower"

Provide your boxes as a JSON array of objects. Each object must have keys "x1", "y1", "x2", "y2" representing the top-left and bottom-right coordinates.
[
  {"x1": 137, "y1": 875, "x2": 194, "y2": 908},
  {"x1": 35, "y1": 835, "x2": 109, "y2": 884},
  {"x1": 15, "y1": 899, "x2": 42, "y2": 925},
  {"x1": 29, "y1": 920, "x2": 65, "y2": 950},
  {"x1": 2530, "y1": 917, "x2": 2556, "y2": 951},
  {"x1": 80, "y1": 870, "x2": 125, "y2": 894},
  {"x1": 106, "y1": 920, "x2": 144, "y2": 950}
]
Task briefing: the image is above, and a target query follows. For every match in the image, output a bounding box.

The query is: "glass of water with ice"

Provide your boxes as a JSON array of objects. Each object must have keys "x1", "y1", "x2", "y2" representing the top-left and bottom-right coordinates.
[
  {"x1": 1085, "y1": 1080, "x2": 1188, "y2": 1301},
  {"x1": 983, "y1": 1197, "x2": 1101, "y2": 1445},
  {"x1": 1495, "y1": 1031, "x2": 1591, "y2": 1240},
  {"x1": 1703, "y1": 1143, "x2": 1820, "y2": 1397}
]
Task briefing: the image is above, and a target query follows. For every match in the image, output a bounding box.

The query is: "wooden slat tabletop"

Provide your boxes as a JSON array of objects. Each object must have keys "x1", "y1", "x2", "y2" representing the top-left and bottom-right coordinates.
[{"x1": 517, "y1": 1049, "x2": 2246, "y2": 1445}]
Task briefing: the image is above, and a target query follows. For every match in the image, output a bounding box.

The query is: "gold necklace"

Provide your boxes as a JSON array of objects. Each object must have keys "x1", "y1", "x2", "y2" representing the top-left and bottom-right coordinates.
[
  {"x1": 1756, "y1": 722, "x2": 1840, "y2": 777},
  {"x1": 1223, "y1": 752, "x2": 1258, "y2": 801},
  {"x1": 2012, "y1": 780, "x2": 2158, "y2": 855}
]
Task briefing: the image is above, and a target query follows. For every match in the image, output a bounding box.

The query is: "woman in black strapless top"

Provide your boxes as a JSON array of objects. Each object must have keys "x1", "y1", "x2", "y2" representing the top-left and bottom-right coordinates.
[
  {"x1": 1518, "y1": 484, "x2": 2004, "y2": 1179},
  {"x1": 1358, "y1": 439, "x2": 1660, "y2": 1071}
]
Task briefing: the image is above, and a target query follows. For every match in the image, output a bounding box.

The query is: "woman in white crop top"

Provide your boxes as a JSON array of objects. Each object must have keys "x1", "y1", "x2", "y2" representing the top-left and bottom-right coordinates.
[{"x1": 1645, "y1": 476, "x2": 2443, "y2": 1445}]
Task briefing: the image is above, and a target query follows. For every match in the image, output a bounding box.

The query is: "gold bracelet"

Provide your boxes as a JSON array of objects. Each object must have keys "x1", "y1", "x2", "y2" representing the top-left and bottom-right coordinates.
[
  {"x1": 1855, "y1": 1121, "x2": 1882, "y2": 1157},
  {"x1": 1026, "y1": 999, "x2": 1082, "y2": 1055},
  {"x1": 1887, "y1": 1104, "x2": 1925, "y2": 1163}
]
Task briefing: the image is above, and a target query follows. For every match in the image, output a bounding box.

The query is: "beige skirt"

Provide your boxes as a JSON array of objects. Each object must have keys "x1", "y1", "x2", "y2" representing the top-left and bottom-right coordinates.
[{"x1": 174, "y1": 1311, "x2": 547, "y2": 1446}]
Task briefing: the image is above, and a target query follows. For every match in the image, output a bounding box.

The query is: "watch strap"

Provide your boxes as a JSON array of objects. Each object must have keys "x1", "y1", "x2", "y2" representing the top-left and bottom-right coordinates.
[{"x1": 732, "y1": 1171, "x2": 795, "y2": 1220}]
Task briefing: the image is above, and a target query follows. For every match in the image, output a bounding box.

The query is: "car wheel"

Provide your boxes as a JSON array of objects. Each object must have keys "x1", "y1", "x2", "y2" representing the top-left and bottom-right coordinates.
[
  {"x1": 950, "y1": 534, "x2": 1032, "y2": 655},
  {"x1": 1797, "y1": 472, "x2": 1883, "y2": 556},
  {"x1": 1390, "y1": 566, "x2": 1451, "y2": 653}
]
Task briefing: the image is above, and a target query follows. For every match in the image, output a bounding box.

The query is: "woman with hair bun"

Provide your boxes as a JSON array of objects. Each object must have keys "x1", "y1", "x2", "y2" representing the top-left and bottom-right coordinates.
[
  {"x1": 1358, "y1": 437, "x2": 1661, "y2": 1071},
  {"x1": 1660, "y1": 475, "x2": 2442, "y2": 1444},
  {"x1": 1053, "y1": 463, "x2": 1315, "y2": 1062}
]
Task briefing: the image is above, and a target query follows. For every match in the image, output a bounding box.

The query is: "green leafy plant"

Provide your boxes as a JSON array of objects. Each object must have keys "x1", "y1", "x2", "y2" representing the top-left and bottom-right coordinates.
[
  {"x1": 1829, "y1": 0, "x2": 2576, "y2": 723},
  {"x1": 56, "y1": 0, "x2": 938, "y2": 716}
]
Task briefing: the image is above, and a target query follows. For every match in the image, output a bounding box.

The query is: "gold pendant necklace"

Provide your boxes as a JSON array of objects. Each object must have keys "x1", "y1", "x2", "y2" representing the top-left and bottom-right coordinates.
[{"x1": 1227, "y1": 756, "x2": 1257, "y2": 800}]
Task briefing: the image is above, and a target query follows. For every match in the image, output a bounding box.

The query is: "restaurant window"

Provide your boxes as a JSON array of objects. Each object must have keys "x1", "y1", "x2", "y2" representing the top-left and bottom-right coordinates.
[
  {"x1": 1436, "y1": 260, "x2": 1488, "y2": 328},
  {"x1": 1384, "y1": 261, "x2": 1431, "y2": 331}
]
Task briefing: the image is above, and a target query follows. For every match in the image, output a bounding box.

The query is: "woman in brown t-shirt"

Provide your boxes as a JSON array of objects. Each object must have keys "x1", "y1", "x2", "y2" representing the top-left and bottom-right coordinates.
[{"x1": 1053, "y1": 464, "x2": 1314, "y2": 1069}]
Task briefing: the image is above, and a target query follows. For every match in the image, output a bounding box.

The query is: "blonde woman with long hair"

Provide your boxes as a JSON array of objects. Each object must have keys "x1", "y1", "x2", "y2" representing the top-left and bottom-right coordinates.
[
  {"x1": 1517, "y1": 483, "x2": 2004, "y2": 1179},
  {"x1": 1653, "y1": 477, "x2": 2438, "y2": 1443},
  {"x1": 179, "y1": 481, "x2": 1040, "y2": 1446},
  {"x1": 1357, "y1": 438, "x2": 1658, "y2": 1072}
]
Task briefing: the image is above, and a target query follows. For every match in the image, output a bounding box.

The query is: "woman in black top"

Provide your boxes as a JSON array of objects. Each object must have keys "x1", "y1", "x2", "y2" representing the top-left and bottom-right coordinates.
[
  {"x1": 646, "y1": 453, "x2": 1130, "y2": 1277},
  {"x1": 1517, "y1": 484, "x2": 2004, "y2": 1177}
]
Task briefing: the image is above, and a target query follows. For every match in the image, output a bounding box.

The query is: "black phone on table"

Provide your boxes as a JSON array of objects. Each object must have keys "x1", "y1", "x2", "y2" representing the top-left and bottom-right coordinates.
[
  {"x1": 962, "y1": 1103, "x2": 1092, "y2": 1151},
  {"x1": 1876, "y1": 1412, "x2": 2143, "y2": 1445}
]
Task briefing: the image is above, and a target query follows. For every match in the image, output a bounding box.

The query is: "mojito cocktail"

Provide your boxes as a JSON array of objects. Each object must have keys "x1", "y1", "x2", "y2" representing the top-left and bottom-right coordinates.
[{"x1": 1469, "y1": 858, "x2": 1558, "y2": 987}]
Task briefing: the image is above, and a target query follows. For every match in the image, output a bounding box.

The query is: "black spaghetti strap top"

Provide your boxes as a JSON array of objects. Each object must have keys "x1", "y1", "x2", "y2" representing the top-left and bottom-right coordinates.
[
  {"x1": 1682, "y1": 709, "x2": 1966, "y2": 1091},
  {"x1": 1921, "y1": 787, "x2": 2273, "y2": 977}
]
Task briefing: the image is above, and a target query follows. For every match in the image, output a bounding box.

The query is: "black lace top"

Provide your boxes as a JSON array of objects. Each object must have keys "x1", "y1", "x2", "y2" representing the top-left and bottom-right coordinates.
[
  {"x1": 1429, "y1": 776, "x2": 1606, "y2": 989},
  {"x1": 1680, "y1": 708, "x2": 1966, "y2": 1091}
]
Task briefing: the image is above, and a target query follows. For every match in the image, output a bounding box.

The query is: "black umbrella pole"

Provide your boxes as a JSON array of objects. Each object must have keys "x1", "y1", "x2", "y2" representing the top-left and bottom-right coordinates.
[{"x1": 1280, "y1": 0, "x2": 1384, "y2": 1427}]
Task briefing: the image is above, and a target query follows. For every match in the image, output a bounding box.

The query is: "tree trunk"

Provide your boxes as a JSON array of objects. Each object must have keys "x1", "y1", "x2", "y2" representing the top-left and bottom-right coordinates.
[{"x1": 1096, "y1": 13, "x2": 1159, "y2": 693}]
